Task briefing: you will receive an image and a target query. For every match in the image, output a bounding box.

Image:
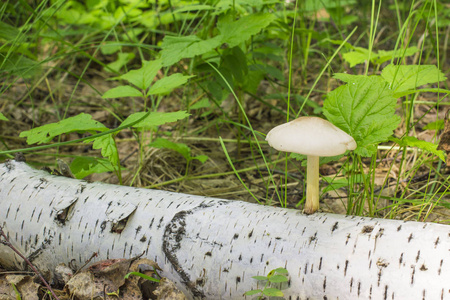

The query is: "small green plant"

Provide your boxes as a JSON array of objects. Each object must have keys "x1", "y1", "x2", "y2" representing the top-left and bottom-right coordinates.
[
  {"x1": 12, "y1": 59, "x2": 195, "y2": 183},
  {"x1": 244, "y1": 267, "x2": 289, "y2": 299},
  {"x1": 124, "y1": 271, "x2": 161, "y2": 283}
]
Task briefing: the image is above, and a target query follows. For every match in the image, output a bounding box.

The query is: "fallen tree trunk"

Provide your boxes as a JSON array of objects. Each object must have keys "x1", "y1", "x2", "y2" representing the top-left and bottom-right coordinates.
[{"x1": 0, "y1": 161, "x2": 449, "y2": 299}]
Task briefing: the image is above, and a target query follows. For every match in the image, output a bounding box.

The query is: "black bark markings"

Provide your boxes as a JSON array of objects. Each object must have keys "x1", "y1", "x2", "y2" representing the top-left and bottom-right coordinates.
[
  {"x1": 134, "y1": 225, "x2": 142, "y2": 234},
  {"x1": 415, "y1": 250, "x2": 420, "y2": 262},
  {"x1": 344, "y1": 260, "x2": 349, "y2": 276},
  {"x1": 434, "y1": 236, "x2": 440, "y2": 248},
  {"x1": 438, "y1": 259, "x2": 443, "y2": 275},
  {"x1": 331, "y1": 221, "x2": 339, "y2": 233},
  {"x1": 408, "y1": 233, "x2": 414, "y2": 242},
  {"x1": 377, "y1": 259, "x2": 389, "y2": 287},
  {"x1": 411, "y1": 265, "x2": 416, "y2": 284},
  {"x1": 323, "y1": 276, "x2": 326, "y2": 292},
  {"x1": 309, "y1": 232, "x2": 318, "y2": 245},
  {"x1": 157, "y1": 216, "x2": 164, "y2": 229},
  {"x1": 34, "y1": 178, "x2": 48, "y2": 189},
  {"x1": 6, "y1": 205, "x2": 11, "y2": 218},
  {"x1": 361, "y1": 225, "x2": 374, "y2": 234},
  {"x1": 163, "y1": 201, "x2": 219, "y2": 298}
]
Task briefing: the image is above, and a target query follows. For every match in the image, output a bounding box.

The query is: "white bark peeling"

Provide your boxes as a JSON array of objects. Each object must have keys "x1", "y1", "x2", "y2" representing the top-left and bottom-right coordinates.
[{"x1": 0, "y1": 161, "x2": 449, "y2": 299}]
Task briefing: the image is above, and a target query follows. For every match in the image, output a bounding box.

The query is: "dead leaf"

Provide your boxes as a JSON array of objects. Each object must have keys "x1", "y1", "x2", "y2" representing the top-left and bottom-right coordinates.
[{"x1": 5, "y1": 275, "x2": 39, "y2": 300}]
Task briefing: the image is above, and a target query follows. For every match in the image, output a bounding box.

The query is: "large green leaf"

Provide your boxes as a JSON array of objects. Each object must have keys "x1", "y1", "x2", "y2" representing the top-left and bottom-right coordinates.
[
  {"x1": 102, "y1": 85, "x2": 143, "y2": 98},
  {"x1": 147, "y1": 74, "x2": 194, "y2": 95},
  {"x1": 19, "y1": 113, "x2": 108, "y2": 145},
  {"x1": 160, "y1": 12, "x2": 275, "y2": 66},
  {"x1": 381, "y1": 64, "x2": 447, "y2": 95},
  {"x1": 89, "y1": 133, "x2": 119, "y2": 166},
  {"x1": 149, "y1": 138, "x2": 208, "y2": 163},
  {"x1": 120, "y1": 111, "x2": 190, "y2": 129},
  {"x1": 343, "y1": 46, "x2": 418, "y2": 67},
  {"x1": 391, "y1": 136, "x2": 445, "y2": 161},
  {"x1": 70, "y1": 157, "x2": 122, "y2": 179},
  {"x1": 217, "y1": 13, "x2": 276, "y2": 48},
  {"x1": 160, "y1": 35, "x2": 222, "y2": 67},
  {"x1": 324, "y1": 75, "x2": 401, "y2": 156},
  {"x1": 120, "y1": 59, "x2": 162, "y2": 89}
]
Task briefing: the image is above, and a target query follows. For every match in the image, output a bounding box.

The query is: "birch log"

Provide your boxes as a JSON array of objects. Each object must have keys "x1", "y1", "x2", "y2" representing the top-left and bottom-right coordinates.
[{"x1": 0, "y1": 161, "x2": 449, "y2": 300}]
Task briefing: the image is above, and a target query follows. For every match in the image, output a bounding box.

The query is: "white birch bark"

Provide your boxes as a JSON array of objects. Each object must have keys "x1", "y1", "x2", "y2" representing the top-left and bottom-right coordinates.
[{"x1": 0, "y1": 161, "x2": 449, "y2": 299}]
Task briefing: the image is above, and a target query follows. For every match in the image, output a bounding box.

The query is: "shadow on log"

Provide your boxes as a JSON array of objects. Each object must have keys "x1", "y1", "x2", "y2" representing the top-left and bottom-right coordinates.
[{"x1": 0, "y1": 161, "x2": 449, "y2": 299}]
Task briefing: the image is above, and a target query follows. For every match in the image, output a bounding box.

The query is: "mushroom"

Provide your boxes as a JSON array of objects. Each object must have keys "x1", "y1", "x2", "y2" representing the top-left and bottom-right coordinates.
[{"x1": 266, "y1": 116, "x2": 356, "y2": 214}]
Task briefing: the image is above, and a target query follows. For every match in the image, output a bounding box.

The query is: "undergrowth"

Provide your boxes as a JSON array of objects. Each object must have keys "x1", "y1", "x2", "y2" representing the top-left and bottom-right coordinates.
[{"x1": 0, "y1": 0, "x2": 449, "y2": 223}]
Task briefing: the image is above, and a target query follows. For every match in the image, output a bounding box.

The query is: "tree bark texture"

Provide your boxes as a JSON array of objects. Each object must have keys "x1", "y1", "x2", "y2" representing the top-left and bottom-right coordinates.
[{"x1": 0, "y1": 161, "x2": 449, "y2": 299}]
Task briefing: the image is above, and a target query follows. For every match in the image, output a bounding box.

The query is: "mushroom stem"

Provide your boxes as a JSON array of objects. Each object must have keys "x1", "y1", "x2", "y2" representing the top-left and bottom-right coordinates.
[{"x1": 304, "y1": 155, "x2": 320, "y2": 214}]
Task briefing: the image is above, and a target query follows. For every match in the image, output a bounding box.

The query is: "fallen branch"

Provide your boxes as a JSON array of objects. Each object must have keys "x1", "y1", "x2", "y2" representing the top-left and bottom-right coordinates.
[{"x1": 0, "y1": 161, "x2": 448, "y2": 299}]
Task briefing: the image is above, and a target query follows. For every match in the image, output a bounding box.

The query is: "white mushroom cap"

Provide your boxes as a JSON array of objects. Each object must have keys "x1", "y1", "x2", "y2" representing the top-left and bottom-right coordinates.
[{"x1": 266, "y1": 116, "x2": 356, "y2": 157}]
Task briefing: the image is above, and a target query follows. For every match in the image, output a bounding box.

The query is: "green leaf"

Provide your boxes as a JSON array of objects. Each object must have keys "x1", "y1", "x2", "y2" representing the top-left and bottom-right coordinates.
[
  {"x1": 149, "y1": 138, "x2": 191, "y2": 161},
  {"x1": 0, "y1": 21, "x2": 20, "y2": 40},
  {"x1": 262, "y1": 288, "x2": 284, "y2": 297},
  {"x1": 391, "y1": 136, "x2": 446, "y2": 161},
  {"x1": 124, "y1": 272, "x2": 160, "y2": 283},
  {"x1": 218, "y1": 13, "x2": 275, "y2": 48},
  {"x1": 268, "y1": 275, "x2": 288, "y2": 283},
  {"x1": 160, "y1": 13, "x2": 274, "y2": 67},
  {"x1": 190, "y1": 98, "x2": 210, "y2": 110},
  {"x1": 272, "y1": 267, "x2": 288, "y2": 274},
  {"x1": 121, "y1": 111, "x2": 190, "y2": 129},
  {"x1": 19, "y1": 113, "x2": 108, "y2": 145},
  {"x1": 343, "y1": 47, "x2": 419, "y2": 67},
  {"x1": 147, "y1": 74, "x2": 194, "y2": 96},
  {"x1": 0, "y1": 113, "x2": 8, "y2": 121},
  {"x1": 161, "y1": 35, "x2": 222, "y2": 67},
  {"x1": 70, "y1": 157, "x2": 121, "y2": 179},
  {"x1": 87, "y1": 133, "x2": 120, "y2": 166},
  {"x1": 105, "y1": 52, "x2": 135, "y2": 73},
  {"x1": 252, "y1": 275, "x2": 268, "y2": 281},
  {"x1": 342, "y1": 47, "x2": 370, "y2": 67},
  {"x1": 149, "y1": 138, "x2": 209, "y2": 163},
  {"x1": 374, "y1": 46, "x2": 418, "y2": 64},
  {"x1": 243, "y1": 289, "x2": 262, "y2": 296},
  {"x1": 192, "y1": 154, "x2": 209, "y2": 163},
  {"x1": 221, "y1": 46, "x2": 248, "y2": 83},
  {"x1": 324, "y1": 75, "x2": 401, "y2": 157},
  {"x1": 100, "y1": 42, "x2": 122, "y2": 55},
  {"x1": 322, "y1": 175, "x2": 364, "y2": 193},
  {"x1": 423, "y1": 120, "x2": 444, "y2": 131},
  {"x1": 102, "y1": 85, "x2": 143, "y2": 98},
  {"x1": 0, "y1": 54, "x2": 41, "y2": 78},
  {"x1": 120, "y1": 59, "x2": 162, "y2": 90},
  {"x1": 381, "y1": 64, "x2": 447, "y2": 95}
]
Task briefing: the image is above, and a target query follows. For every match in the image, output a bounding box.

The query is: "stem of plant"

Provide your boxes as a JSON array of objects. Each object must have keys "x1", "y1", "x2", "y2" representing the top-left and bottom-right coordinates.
[{"x1": 304, "y1": 155, "x2": 319, "y2": 214}]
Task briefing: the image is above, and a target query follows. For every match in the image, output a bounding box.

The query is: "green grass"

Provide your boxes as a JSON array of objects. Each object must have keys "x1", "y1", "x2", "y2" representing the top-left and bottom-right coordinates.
[{"x1": 0, "y1": 0, "x2": 449, "y2": 223}]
